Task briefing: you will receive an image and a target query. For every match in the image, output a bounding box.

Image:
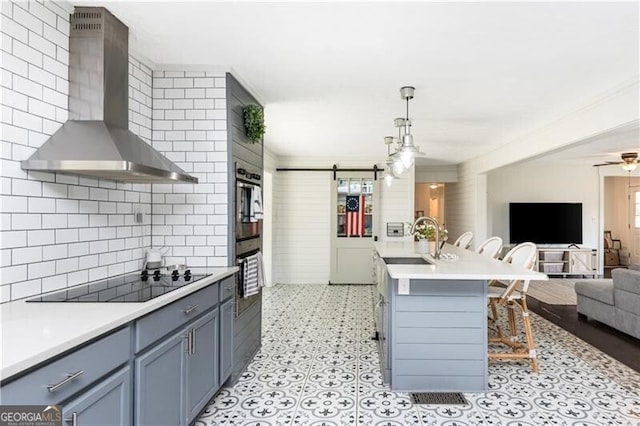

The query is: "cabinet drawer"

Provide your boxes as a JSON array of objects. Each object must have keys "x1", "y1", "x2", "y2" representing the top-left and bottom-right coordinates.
[
  {"x1": 219, "y1": 276, "x2": 234, "y2": 302},
  {"x1": 135, "y1": 282, "x2": 218, "y2": 352},
  {"x1": 2, "y1": 327, "x2": 130, "y2": 405}
]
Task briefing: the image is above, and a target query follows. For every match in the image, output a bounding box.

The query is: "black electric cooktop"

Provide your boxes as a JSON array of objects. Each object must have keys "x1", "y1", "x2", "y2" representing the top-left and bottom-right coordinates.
[{"x1": 28, "y1": 270, "x2": 210, "y2": 303}]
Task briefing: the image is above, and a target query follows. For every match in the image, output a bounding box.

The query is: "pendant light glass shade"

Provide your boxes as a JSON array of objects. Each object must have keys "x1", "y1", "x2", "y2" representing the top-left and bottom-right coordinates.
[{"x1": 622, "y1": 162, "x2": 638, "y2": 172}]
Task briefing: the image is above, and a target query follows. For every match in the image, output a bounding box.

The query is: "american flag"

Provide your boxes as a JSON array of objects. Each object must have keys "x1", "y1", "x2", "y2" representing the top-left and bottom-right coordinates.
[{"x1": 346, "y1": 195, "x2": 365, "y2": 236}]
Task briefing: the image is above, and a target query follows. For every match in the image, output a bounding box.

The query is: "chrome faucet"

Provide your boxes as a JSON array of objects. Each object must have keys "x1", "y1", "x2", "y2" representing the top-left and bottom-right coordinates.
[{"x1": 410, "y1": 216, "x2": 442, "y2": 259}]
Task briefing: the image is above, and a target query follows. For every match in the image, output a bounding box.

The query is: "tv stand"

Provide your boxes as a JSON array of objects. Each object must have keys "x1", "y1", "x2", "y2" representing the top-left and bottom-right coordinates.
[{"x1": 536, "y1": 246, "x2": 596, "y2": 277}]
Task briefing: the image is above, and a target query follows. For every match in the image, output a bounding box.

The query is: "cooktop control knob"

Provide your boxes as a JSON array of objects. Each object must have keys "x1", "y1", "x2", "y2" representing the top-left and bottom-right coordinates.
[
  {"x1": 153, "y1": 270, "x2": 161, "y2": 281},
  {"x1": 171, "y1": 270, "x2": 180, "y2": 281},
  {"x1": 141, "y1": 270, "x2": 149, "y2": 281},
  {"x1": 184, "y1": 270, "x2": 192, "y2": 281}
]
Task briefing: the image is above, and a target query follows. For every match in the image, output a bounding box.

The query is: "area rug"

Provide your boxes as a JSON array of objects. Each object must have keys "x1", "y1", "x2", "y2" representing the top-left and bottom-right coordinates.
[{"x1": 527, "y1": 278, "x2": 577, "y2": 305}]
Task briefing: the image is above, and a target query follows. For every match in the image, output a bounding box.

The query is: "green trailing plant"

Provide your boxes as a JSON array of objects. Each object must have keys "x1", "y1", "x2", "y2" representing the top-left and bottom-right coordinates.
[{"x1": 242, "y1": 104, "x2": 265, "y2": 143}]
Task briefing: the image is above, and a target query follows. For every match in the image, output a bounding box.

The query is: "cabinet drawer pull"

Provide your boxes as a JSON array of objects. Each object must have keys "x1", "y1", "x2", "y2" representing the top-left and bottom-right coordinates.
[
  {"x1": 65, "y1": 412, "x2": 77, "y2": 425},
  {"x1": 47, "y1": 370, "x2": 84, "y2": 392},
  {"x1": 225, "y1": 285, "x2": 233, "y2": 291},
  {"x1": 191, "y1": 329, "x2": 196, "y2": 354},
  {"x1": 182, "y1": 304, "x2": 198, "y2": 315}
]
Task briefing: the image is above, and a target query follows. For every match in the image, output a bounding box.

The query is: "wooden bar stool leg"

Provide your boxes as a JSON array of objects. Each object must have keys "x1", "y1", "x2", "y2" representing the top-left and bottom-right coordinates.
[{"x1": 521, "y1": 301, "x2": 538, "y2": 373}]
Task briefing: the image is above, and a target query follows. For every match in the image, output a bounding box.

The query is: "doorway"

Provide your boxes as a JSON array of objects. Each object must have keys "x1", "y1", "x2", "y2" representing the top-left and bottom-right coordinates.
[
  {"x1": 604, "y1": 176, "x2": 640, "y2": 273},
  {"x1": 415, "y1": 183, "x2": 445, "y2": 224},
  {"x1": 330, "y1": 172, "x2": 379, "y2": 284}
]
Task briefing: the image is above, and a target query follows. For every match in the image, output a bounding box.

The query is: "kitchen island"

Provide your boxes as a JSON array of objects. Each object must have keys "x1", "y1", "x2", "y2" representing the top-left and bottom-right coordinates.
[{"x1": 373, "y1": 241, "x2": 546, "y2": 392}]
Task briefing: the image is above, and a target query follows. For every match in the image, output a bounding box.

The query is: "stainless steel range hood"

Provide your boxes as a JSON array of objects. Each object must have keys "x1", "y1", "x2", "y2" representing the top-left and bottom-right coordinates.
[{"x1": 21, "y1": 7, "x2": 198, "y2": 184}]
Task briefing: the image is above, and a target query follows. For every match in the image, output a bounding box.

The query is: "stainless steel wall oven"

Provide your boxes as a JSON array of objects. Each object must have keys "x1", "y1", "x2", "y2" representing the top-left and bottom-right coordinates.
[{"x1": 235, "y1": 160, "x2": 262, "y2": 316}]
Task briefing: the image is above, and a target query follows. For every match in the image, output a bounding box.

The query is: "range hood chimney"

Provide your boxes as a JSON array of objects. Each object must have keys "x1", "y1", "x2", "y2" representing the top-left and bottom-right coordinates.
[{"x1": 21, "y1": 7, "x2": 198, "y2": 184}]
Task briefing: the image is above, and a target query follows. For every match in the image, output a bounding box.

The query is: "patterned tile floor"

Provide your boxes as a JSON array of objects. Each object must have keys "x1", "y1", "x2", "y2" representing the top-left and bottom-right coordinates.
[{"x1": 196, "y1": 284, "x2": 640, "y2": 425}]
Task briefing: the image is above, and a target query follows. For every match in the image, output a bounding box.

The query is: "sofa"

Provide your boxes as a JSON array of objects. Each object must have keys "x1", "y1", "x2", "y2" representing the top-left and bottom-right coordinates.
[{"x1": 574, "y1": 265, "x2": 640, "y2": 340}]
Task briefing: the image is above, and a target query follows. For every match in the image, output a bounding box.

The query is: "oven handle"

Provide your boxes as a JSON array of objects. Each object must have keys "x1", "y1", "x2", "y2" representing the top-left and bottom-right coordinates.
[{"x1": 236, "y1": 177, "x2": 261, "y2": 187}]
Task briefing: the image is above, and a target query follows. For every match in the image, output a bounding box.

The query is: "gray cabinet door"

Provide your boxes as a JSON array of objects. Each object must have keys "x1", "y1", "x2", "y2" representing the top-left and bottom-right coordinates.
[
  {"x1": 186, "y1": 309, "x2": 219, "y2": 424},
  {"x1": 220, "y1": 299, "x2": 234, "y2": 383},
  {"x1": 135, "y1": 331, "x2": 186, "y2": 426},
  {"x1": 62, "y1": 366, "x2": 131, "y2": 426}
]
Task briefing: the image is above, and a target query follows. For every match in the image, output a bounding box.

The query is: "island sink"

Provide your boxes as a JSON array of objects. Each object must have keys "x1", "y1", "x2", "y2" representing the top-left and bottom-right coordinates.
[{"x1": 382, "y1": 257, "x2": 432, "y2": 265}]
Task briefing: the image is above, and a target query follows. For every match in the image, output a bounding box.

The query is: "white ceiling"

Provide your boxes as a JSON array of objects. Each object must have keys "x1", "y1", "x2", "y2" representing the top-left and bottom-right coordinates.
[{"x1": 84, "y1": 1, "x2": 639, "y2": 166}]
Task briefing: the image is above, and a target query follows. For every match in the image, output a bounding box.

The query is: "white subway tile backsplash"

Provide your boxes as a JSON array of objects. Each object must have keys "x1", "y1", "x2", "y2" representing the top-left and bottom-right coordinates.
[
  {"x1": 89, "y1": 187, "x2": 108, "y2": 201},
  {"x1": 67, "y1": 214, "x2": 88, "y2": 228},
  {"x1": 108, "y1": 215, "x2": 125, "y2": 227},
  {"x1": 11, "y1": 213, "x2": 40, "y2": 229},
  {"x1": 11, "y1": 279, "x2": 41, "y2": 300},
  {"x1": 99, "y1": 201, "x2": 116, "y2": 214},
  {"x1": 41, "y1": 274, "x2": 66, "y2": 293},
  {"x1": 68, "y1": 242, "x2": 89, "y2": 257},
  {"x1": 79, "y1": 227, "x2": 99, "y2": 242},
  {"x1": 89, "y1": 240, "x2": 108, "y2": 254},
  {"x1": 99, "y1": 227, "x2": 116, "y2": 240},
  {"x1": 41, "y1": 213, "x2": 66, "y2": 228},
  {"x1": 108, "y1": 189, "x2": 125, "y2": 202},
  {"x1": 56, "y1": 257, "x2": 78, "y2": 274},
  {"x1": 78, "y1": 254, "x2": 98, "y2": 270},
  {"x1": 0, "y1": 249, "x2": 11, "y2": 267},
  {"x1": 55, "y1": 228, "x2": 77, "y2": 244},
  {"x1": 55, "y1": 198, "x2": 78, "y2": 213},
  {"x1": 28, "y1": 64, "x2": 56, "y2": 90},
  {"x1": 1, "y1": 195, "x2": 28, "y2": 212},
  {"x1": 42, "y1": 244, "x2": 68, "y2": 261},
  {"x1": 55, "y1": 174, "x2": 78, "y2": 185},
  {"x1": 12, "y1": 178, "x2": 41, "y2": 196},
  {"x1": 67, "y1": 269, "x2": 88, "y2": 286},
  {"x1": 42, "y1": 182, "x2": 67, "y2": 198},
  {"x1": 28, "y1": 260, "x2": 55, "y2": 279},
  {"x1": 79, "y1": 200, "x2": 99, "y2": 214},
  {"x1": 68, "y1": 185, "x2": 88, "y2": 199},
  {"x1": 3, "y1": 3, "x2": 227, "y2": 301},
  {"x1": 88, "y1": 215, "x2": 107, "y2": 227},
  {"x1": 1, "y1": 263, "x2": 27, "y2": 284},
  {"x1": 27, "y1": 229, "x2": 54, "y2": 246},
  {"x1": 99, "y1": 252, "x2": 117, "y2": 266}
]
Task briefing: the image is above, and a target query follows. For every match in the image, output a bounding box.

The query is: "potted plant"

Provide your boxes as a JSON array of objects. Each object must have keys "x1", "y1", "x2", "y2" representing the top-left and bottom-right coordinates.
[{"x1": 242, "y1": 104, "x2": 265, "y2": 143}]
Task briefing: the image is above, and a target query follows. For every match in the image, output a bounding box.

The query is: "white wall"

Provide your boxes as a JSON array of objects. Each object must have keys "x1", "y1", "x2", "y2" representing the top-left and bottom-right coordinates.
[
  {"x1": 272, "y1": 170, "x2": 331, "y2": 284},
  {"x1": 150, "y1": 70, "x2": 229, "y2": 270},
  {"x1": 0, "y1": 1, "x2": 155, "y2": 302},
  {"x1": 449, "y1": 80, "x2": 639, "y2": 247},
  {"x1": 487, "y1": 163, "x2": 600, "y2": 249},
  {"x1": 0, "y1": 2, "x2": 231, "y2": 301},
  {"x1": 270, "y1": 157, "x2": 414, "y2": 284}
]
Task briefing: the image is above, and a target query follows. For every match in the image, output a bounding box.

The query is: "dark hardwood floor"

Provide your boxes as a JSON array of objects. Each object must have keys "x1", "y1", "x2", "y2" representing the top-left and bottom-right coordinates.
[{"x1": 528, "y1": 297, "x2": 640, "y2": 372}]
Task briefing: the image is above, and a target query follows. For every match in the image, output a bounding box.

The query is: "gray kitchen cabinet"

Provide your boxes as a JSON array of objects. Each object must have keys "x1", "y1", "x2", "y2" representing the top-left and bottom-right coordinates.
[
  {"x1": 1, "y1": 327, "x2": 131, "y2": 406},
  {"x1": 62, "y1": 366, "x2": 131, "y2": 426},
  {"x1": 219, "y1": 298, "x2": 234, "y2": 384},
  {"x1": 136, "y1": 308, "x2": 220, "y2": 426},
  {"x1": 135, "y1": 328, "x2": 186, "y2": 426},
  {"x1": 186, "y1": 309, "x2": 219, "y2": 424}
]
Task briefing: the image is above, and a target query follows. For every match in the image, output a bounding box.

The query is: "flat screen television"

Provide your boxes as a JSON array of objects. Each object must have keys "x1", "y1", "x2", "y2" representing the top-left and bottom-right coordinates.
[{"x1": 509, "y1": 202, "x2": 583, "y2": 245}]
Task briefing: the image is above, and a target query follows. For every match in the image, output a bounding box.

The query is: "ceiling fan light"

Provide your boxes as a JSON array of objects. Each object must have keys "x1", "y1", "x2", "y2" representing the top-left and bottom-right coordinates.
[
  {"x1": 622, "y1": 163, "x2": 637, "y2": 172},
  {"x1": 429, "y1": 183, "x2": 439, "y2": 189}
]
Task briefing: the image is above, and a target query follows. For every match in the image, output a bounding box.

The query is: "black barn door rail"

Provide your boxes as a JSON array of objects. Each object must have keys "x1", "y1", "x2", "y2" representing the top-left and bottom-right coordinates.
[{"x1": 275, "y1": 164, "x2": 379, "y2": 180}]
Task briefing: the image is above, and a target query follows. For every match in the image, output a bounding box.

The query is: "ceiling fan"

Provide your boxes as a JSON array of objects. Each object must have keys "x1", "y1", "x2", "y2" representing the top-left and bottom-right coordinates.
[{"x1": 593, "y1": 152, "x2": 638, "y2": 171}]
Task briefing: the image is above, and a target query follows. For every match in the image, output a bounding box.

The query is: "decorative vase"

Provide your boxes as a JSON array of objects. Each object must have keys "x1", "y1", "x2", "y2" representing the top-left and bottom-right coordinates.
[{"x1": 416, "y1": 239, "x2": 430, "y2": 254}]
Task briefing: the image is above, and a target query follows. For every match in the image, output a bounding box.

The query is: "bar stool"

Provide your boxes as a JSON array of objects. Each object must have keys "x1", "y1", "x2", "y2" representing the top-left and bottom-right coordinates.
[
  {"x1": 476, "y1": 236, "x2": 503, "y2": 259},
  {"x1": 453, "y1": 231, "x2": 473, "y2": 249},
  {"x1": 487, "y1": 242, "x2": 539, "y2": 372}
]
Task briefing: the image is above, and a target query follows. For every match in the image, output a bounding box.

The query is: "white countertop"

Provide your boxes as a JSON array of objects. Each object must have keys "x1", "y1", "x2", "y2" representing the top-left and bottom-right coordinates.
[
  {"x1": 375, "y1": 241, "x2": 548, "y2": 281},
  {"x1": 0, "y1": 267, "x2": 237, "y2": 381}
]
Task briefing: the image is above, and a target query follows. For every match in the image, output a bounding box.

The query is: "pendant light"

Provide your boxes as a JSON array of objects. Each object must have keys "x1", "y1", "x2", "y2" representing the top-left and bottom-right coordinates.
[
  {"x1": 391, "y1": 86, "x2": 425, "y2": 168},
  {"x1": 382, "y1": 136, "x2": 399, "y2": 186},
  {"x1": 391, "y1": 118, "x2": 406, "y2": 175}
]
